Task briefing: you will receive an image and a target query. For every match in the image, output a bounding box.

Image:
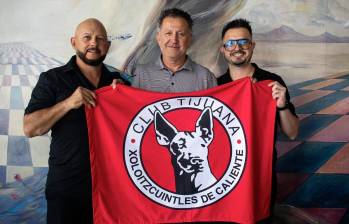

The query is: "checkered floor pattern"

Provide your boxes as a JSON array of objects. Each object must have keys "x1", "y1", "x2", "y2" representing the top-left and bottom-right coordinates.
[
  {"x1": 0, "y1": 43, "x2": 61, "y2": 185},
  {"x1": 0, "y1": 42, "x2": 349, "y2": 223},
  {"x1": 276, "y1": 73, "x2": 349, "y2": 224},
  {"x1": 0, "y1": 43, "x2": 61, "y2": 223}
]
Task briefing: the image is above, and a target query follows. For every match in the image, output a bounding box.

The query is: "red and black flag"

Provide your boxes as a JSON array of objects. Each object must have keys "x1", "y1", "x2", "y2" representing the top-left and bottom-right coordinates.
[{"x1": 86, "y1": 77, "x2": 276, "y2": 223}]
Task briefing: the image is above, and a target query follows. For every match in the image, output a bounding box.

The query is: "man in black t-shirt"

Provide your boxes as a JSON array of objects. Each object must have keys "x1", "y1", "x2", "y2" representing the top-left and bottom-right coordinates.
[
  {"x1": 23, "y1": 18, "x2": 127, "y2": 224},
  {"x1": 218, "y1": 18, "x2": 299, "y2": 223}
]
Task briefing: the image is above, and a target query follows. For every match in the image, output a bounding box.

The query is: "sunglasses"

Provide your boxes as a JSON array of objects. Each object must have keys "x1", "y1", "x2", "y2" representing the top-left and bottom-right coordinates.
[{"x1": 223, "y1": 39, "x2": 252, "y2": 50}]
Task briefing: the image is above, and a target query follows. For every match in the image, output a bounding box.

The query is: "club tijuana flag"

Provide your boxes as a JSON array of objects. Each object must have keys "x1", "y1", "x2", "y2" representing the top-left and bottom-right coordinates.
[{"x1": 85, "y1": 77, "x2": 276, "y2": 224}]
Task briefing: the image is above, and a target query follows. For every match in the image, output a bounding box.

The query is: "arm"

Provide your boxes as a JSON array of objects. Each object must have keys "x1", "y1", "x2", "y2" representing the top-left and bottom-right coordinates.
[
  {"x1": 278, "y1": 108, "x2": 299, "y2": 140},
  {"x1": 23, "y1": 87, "x2": 96, "y2": 137},
  {"x1": 130, "y1": 64, "x2": 141, "y2": 88},
  {"x1": 206, "y1": 70, "x2": 217, "y2": 88},
  {"x1": 268, "y1": 81, "x2": 299, "y2": 140}
]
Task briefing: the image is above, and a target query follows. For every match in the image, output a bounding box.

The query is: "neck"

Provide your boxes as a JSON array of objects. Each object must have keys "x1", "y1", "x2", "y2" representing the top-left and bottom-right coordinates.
[
  {"x1": 228, "y1": 63, "x2": 255, "y2": 81},
  {"x1": 162, "y1": 55, "x2": 186, "y2": 73},
  {"x1": 76, "y1": 57, "x2": 102, "y2": 88}
]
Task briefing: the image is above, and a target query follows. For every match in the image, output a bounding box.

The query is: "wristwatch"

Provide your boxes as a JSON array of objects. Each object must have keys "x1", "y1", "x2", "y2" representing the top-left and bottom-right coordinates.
[{"x1": 277, "y1": 101, "x2": 289, "y2": 111}]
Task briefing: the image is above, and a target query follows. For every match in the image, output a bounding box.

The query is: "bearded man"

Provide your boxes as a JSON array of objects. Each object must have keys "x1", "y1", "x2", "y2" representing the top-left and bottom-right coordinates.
[
  {"x1": 218, "y1": 18, "x2": 299, "y2": 223},
  {"x1": 23, "y1": 18, "x2": 128, "y2": 224}
]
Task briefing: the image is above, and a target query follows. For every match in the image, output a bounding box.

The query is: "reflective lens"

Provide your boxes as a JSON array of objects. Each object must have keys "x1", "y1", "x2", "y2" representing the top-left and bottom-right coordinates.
[{"x1": 223, "y1": 39, "x2": 251, "y2": 50}]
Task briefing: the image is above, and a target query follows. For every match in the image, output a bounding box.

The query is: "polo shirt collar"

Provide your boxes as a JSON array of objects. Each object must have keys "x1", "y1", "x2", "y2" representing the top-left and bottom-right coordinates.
[
  {"x1": 157, "y1": 55, "x2": 193, "y2": 72},
  {"x1": 223, "y1": 63, "x2": 260, "y2": 81},
  {"x1": 62, "y1": 55, "x2": 111, "y2": 89},
  {"x1": 62, "y1": 56, "x2": 78, "y2": 73}
]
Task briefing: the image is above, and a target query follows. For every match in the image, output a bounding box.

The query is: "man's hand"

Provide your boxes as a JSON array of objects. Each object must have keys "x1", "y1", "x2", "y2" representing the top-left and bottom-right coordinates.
[
  {"x1": 268, "y1": 81, "x2": 287, "y2": 108},
  {"x1": 111, "y1": 78, "x2": 125, "y2": 89},
  {"x1": 250, "y1": 77, "x2": 257, "y2": 83},
  {"x1": 23, "y1": 86, "x2": 96, "y2": 137},
  {"x1": 66, "y1": 87, "x2": 96, "y2": 109}
]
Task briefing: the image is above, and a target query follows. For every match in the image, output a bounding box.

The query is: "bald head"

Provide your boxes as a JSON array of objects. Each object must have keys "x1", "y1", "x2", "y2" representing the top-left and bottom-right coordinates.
[
  {"x1": 74, "y1": 18, "x2": 107, "y2": 38},
  {"x1": 71, "y1": 18, "x2": 110, "y2": 67}
]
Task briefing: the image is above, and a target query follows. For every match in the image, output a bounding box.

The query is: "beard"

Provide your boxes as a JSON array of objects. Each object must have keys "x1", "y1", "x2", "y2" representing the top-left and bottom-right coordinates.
[
  {"x1": 224, "y1": 50, "x2": 252, "y2": 67},
  {"x1": 231, "y1": 60, "x2": 246, "y2": 67},
  {"x1": 76, "y1": 49, "x2": 106, "y2": 66}
]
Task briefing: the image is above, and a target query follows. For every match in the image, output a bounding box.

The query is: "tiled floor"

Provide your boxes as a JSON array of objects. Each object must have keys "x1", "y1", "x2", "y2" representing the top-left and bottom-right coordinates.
[
  {"x1": 275, "y1": 74, "x2": 349, "y2": 223},
  {"x1": 1, "y1": 42, "x2": 349, "y2": 223},
  {"x1": 0, "y1": 43, "x2": 56, "y2": 223}
]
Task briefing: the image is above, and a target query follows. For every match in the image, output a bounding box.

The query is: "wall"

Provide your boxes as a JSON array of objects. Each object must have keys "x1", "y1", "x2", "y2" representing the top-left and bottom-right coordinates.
[{"x1": 0, "y1": 0, "x2": 348, "y2": 223}]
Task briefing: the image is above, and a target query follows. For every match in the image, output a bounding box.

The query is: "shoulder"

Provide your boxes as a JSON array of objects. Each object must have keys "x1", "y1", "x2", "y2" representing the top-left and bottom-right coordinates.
[
  {"x1": 47, "y1": 63, "x2": 67, "y2": 74},
  {"x1": 189, "y1": 59, "x2": 217, "y2": 87},
  {"x1": 137, "y1": 62, "x2": 159, "y2": 71},
  {"x1": 129, "y1": 62, "x2": 162, "y2": 87},
  {"x1": 37, "y1": 63, "x2": 67, "y2": 82},
  {"x1": 130, "y1": 62, "x2": 160, "y2": 76},
  {"x1": 254, "y1": 63, "x2": 286, "y2": 86},
  {"x1": 190, "y1": 60, "x2": 214, "y2": 76},
  {"x1": 217, "y1": 71, "x2": 231, "y2": 85},
  {"x1": 103, "y1": 64, "x2": 122, "y2": 79},
  {"x1": 101, "y1": 64, "x2": 131, "y2": 86}
]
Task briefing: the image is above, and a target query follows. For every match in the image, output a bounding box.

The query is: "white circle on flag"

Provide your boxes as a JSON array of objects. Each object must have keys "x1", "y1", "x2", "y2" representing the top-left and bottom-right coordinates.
[{"x1": 124, "y1": 96, "x2": 247, "y2": 209}]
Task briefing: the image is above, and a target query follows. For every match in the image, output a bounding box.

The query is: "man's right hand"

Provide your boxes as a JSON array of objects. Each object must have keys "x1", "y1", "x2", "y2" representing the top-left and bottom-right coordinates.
[
  {"x1": 66, "y1": 87, "x2": 96, "y2": 109},
  {"x1": 24, "y1": 87, "x2": 96, "y2": 137}
]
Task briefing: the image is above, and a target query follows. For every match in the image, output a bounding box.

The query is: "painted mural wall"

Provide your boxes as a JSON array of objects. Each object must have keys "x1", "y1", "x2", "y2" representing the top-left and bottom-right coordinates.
[{"x1": 0, "y1": 0, "x2": 348, "y2": 223}]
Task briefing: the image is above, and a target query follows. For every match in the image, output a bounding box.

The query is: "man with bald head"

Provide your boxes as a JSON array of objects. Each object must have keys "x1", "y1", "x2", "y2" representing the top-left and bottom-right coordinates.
[{"x1": 23, "y1": 18, "x2": 127, "y2": 224}]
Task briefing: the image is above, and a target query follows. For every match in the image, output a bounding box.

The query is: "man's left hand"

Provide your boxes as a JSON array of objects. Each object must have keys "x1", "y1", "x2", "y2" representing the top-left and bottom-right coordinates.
[
  {"x1": 268, "y1": 81, "x2": 287, "y2": 108},
  {"x1": 111, "y1": 79, "x2": 125, "y2": 89}
]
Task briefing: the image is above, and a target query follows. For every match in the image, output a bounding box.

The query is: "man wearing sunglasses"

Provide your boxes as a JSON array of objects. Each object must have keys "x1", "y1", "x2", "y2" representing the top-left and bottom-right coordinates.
[{"x1": 218, "y1": 18, "x2": 299, "y2": 223}]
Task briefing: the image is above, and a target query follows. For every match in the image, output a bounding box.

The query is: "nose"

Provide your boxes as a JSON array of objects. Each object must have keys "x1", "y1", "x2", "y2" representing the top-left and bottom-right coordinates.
[
  {"x1": 234, "y1": 44, "x2": 243, "y2": 50},
  {"x1": 89, "y1": 37, "x2": 98, "y2": 46},
  {"x1": 171, "y1": 33, "x2": 179, "y2": 43}
]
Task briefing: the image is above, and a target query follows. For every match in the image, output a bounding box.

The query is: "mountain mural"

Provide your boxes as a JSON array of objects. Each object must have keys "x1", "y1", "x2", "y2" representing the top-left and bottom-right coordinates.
[{"x1": 254, "y1": 25, "x2": 349, "y2": 43}]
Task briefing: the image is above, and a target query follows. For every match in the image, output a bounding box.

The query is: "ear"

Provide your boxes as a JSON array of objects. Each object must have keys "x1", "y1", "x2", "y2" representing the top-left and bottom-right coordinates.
[
  {"x1": 220, "y1": 46, "x2": 225, "y2": 54},
  {"x1": 71, "y1": 37, "x2": 76, "y2": 49},
  {"x1": 156, "y1": 31, "x2": 161, "y2": 45},
  {"x1": 251, "y1": 41, "x2": 256, "y2": 51},
  {"x1": 154, "y1": 111, "x2": 178, "y2": 146},
  {"x1": 188, "y1": 32, "x2": 193, "y2": 45},
  {"x1": 196, "y1": 107, "x2": 214, "y2": 146},
  {"x1": 106, "y1": 40, "x2": 111, "y2": 51}
]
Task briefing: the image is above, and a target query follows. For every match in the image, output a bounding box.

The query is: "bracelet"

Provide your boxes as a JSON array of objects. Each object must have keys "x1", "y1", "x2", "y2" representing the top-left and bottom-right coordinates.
[{"x1": 277, "y1": 102, "x2": 289, "y2": 111}]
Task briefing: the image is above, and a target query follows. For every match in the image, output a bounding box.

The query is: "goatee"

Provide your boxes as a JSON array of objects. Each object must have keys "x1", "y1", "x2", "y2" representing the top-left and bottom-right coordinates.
[
  {"x1": 225, "y1": 51, "x2": 252, "y2": 67},
  {"x1": 232, "y1": 60, "x2": 246, "y2": 67},
  {"x1": 76, "y1": 49, "x2": 106, "y2": 66}
]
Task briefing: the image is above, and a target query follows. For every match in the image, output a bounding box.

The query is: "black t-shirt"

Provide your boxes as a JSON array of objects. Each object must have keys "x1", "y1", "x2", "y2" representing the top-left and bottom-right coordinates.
[
  {"x1": 217, "y1": 63, "x2": 296, "y2": 117},
  {"x1": 25, "y1": 56, "x2": 127, "y2": 198},
  {"x1": 217, "y1": 63, "x2": 297, "y2": 215}
]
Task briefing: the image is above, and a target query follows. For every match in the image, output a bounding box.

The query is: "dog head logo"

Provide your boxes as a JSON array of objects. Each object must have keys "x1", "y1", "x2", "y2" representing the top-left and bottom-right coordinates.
[
  {"x1": 154, "y1": 108, "x2": 217, "y2": 194},
  {"x1": 124, "y1": 96, "x2": 247, "y2": 209}
]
